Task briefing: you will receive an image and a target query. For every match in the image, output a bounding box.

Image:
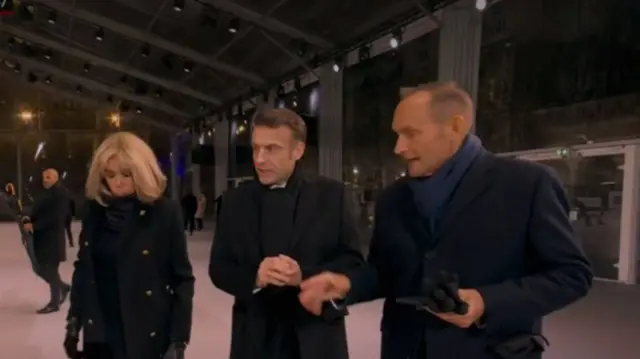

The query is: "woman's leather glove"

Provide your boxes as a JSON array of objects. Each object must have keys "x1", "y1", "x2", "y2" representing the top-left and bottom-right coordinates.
[
  {"x1": 63, "y1": 318, "x2": 82, "y2": 359},
  {"x1": 163, "y1": 342, "x2": 186, "y2": 359}
]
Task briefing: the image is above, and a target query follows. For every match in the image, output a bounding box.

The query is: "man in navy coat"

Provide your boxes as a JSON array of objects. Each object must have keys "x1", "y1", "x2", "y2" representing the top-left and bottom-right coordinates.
[{"x1": 298, "y1": 82, "x2": 593, "y2": 359}]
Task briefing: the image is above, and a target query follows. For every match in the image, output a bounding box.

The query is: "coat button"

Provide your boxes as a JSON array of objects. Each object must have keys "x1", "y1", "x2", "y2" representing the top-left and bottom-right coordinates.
[
  {"x1": 150, "y1": 332, "x2": 156, "y2": 337},
  {"x1": 146, "y1": 290, "x2": 152, "y2": 296},
  {"x1": 142, "y1": 250, "x2": 149, "y2": 255}
]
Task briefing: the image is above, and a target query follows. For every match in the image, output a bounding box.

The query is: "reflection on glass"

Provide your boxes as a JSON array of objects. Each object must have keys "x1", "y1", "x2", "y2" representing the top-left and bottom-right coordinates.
[
  {"x1": 538, "y1": 154, "x2": 623, "y2": 280},
  {"x1": 477, "y1": 0, "x2": 640, "y2": 152}
]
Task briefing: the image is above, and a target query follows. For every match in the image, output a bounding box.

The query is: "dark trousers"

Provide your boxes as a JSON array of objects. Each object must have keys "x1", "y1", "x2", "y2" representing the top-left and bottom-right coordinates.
[
  {"x1": 84, "y1": 343, "x2": 126, "y2": 359},
  {"x1": 36, "y1": 262, "x2": 69, "y2": 307},
  {"x1": 184, "y1": 214, "x2": 195, "y2": 235},
  {"x1": 65, "y1": 217, "x2": 74, "y2": 246},
  {"x1": 195, "y1": 218, "x2": 203, "y2": 230}
]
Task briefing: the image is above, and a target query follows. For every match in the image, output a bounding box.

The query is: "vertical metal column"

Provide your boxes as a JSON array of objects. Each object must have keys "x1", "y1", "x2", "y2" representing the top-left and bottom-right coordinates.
[
  {"x1": 318, "y1": 64, "x2": 344, "y2": 180},
  {"x1": 214, "y1": 119, "x2": 230, "y2": 198},
  {"x1": 170, "y1": 135, "x2": 179, "y2": 200},
  {"x1": 16, "y1": 136, "x2": 23, "y2": 201},
  {"x1": 438, "y1": 0, "x2": 482, "y2": 126},
  {"x1": 619, "y1": 144, "x2": 639, "y2": 284},
  {"x1": 190, "y1": 135, "x2": 201, "y2": 195}
]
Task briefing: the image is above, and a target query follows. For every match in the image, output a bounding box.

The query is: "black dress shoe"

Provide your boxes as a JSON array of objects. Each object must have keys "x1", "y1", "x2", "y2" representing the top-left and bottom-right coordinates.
[
  {"x1": 36, "y1": 304, "x2": 60, "y2": 314},
  {"x1": 60, "y1": 286, "x2": 71, "y2": 305}
]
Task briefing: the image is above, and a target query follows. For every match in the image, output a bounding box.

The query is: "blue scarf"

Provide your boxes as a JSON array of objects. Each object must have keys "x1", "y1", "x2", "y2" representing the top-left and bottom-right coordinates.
[{"x1": 408, "y1": 134, "x2": 483, "y2": 234}]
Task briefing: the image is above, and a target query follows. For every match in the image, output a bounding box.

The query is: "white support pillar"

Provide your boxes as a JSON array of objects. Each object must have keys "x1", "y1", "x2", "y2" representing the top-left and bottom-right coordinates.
[
  {"x1": 169, "y1": 135, "x2": 179, "y2": 200},
  {"x1": 190, "y1": 135, "x2": 201, "y2": 195},
  {"x1": 214, "y1": 118, "x2": 229, "y2": 198},
  {"x1": 318, "y1": 64, "x2": 344, "y2": 180},
  {"x1": 438, "y1": 0, "x2": 482, "y2": 127},
  {"x1": 619, "y1": 144, "x2": 640, "y2": 284}
]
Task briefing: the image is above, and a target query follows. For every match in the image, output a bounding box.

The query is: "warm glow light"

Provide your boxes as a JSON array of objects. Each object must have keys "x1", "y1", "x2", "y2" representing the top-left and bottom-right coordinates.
[
  {"x1": 236, "y1": 124, "x2": 246, "y2": 134},
  {"x1": 18, "y1": 110, "x2": 34, "y2": 122},
  {"x1": 109, "y1": 112, "x2": 121, "y2": 128}
]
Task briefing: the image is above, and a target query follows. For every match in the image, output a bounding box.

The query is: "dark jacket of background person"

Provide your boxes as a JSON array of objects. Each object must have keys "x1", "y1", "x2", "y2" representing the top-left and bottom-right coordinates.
[
  {"x1": 31, "y1": 182, "x2": 69, "y2": 264},
  {"x1": 67, "y1": 197, "x2": 195, "y2": 359},
  {"x1": 209, "y1": 173, "x2": 364, "y2": 359},
  {"x1": 347, "y1": 152, "x2": 593, "y2": 359}
]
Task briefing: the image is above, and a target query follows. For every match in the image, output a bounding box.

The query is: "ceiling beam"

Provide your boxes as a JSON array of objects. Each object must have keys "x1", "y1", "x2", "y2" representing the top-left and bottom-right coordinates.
[
  {"x1": 0, "y1": 48, "x2": 191, "y2": 118},
  {"x1": 200, "y1": 0, "x2": 334, "y2": 48},
  {"x1": 30, "y1": 0, "x2": 265, "y2": 85},
  {"x1": 0, "y1": 69, "x2": 178, "y2": 131},
  {"x1": 0, "y1": 24, "x2": 223, "y2": 105}
]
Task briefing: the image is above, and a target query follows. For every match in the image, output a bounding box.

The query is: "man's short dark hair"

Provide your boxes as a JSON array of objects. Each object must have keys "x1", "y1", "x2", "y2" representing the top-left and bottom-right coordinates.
[{"x1": 252, "y1": 108, "x2": 307, "y2": 143}]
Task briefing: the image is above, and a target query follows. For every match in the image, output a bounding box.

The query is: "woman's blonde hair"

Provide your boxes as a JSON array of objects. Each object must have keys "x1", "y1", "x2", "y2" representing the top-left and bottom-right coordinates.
[{"x1": 86, "y1": 131, "x2": 167, "y2": 205}]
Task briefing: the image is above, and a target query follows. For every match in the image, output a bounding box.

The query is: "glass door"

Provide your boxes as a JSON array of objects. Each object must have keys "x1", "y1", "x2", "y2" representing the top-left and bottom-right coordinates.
[{"x1": 513, "y1": 146, "x2": 625, "y2": 281}]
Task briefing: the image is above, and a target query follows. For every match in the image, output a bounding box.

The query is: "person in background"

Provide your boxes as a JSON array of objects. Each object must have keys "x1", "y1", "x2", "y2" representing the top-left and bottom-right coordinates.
[
  {"x1": 24, "y1": 168, "x2": 72, "y2": 314},
  {"x1": 194, "y1": 193, "x2": 206, "y2": 231},
  {"x1": 299, "y1": 82, "x2": 592, "y2": 359},
  {"x1": 209, "y1": 108, "x2": 363, "y2": 359},
  {"x1": 63, "y1": 132, "x2": 194, "y2": 359},
  {"x1": 1, "y1": 182, "x2": 37, "y2": 272},
  {"x1": 65, "y1": 196, "x2": 75, "y2": 247},
  {"x1": 181, "y1": 192, "x2": 197, "y2": 235}
]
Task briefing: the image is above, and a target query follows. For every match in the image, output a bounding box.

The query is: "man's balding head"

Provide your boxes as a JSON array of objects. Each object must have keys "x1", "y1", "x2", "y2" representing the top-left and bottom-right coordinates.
[
  {"x1": 393, "y1": 82, "x2": 475, "y2": 177},
  {"x1": 42, "y1": 168, "x2": 59, "y2": 189}
]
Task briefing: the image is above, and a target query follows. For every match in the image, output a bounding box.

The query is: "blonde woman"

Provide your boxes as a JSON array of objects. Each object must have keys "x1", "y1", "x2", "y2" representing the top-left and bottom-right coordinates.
[{"x1": 64, "y1": 132, "x2": 194, "y2": 359}]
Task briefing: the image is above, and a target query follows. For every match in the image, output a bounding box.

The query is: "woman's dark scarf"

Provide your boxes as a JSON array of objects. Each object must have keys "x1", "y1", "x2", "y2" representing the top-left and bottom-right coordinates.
[{"x1": 102, "y1": 194, "x2": 138, "y2": 232}]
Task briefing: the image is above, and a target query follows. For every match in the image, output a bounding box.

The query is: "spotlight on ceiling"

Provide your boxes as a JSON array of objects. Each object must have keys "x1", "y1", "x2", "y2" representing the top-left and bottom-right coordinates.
[
  {"x1": 47, "y1": 10, "x2": 57, "y2": 25},
  {"x1": 44, "y1": 49, "x2": 53, "y2": 60},
  {"x1": 358, "y1": 44, "x2": 371, "y2": 61},
  {"x1": 76, "y1": 85, "x2": 83, "y2": 93},
  {"x1": 332, "y1": 56, "x2": 342, "y2": 72},
  {"x1": 141, "y1": 43, "x2": 150, "y2": 57},
  {"x1": 8, "y1": 37, "x2": 15, "y2": 48},
  {"x1": 95, "y1": 27, "x2": 104, "y2": 41},
  {"x1": 228, "y1": 18, "x2": 239, "y2": 33},
  {"x1": 135, "y1": 107, "x2": 143, "y2": 114},
  {"x1": 83, "y1": 63, "x2": 91, "y2": 72},
  {"x1": 13, "y1": 63, "x2": 21, "y2": 73},
  {"x1": 183, "y1": 61, "x2": 193, "y2": 73},
  {"x1": 45, "y1": 75, "x2": 52, "y2": 84},
  {"x1": 296, "y1": 41, "x2": 308, "y2": 57},
  {"x1": 389, "y1": 29, "x2": 403, "y2": 49},
  {"x1": 476, "y1": 0, "x2": 487, "y2": 11},
  {"x1": 173, "y1": 0, "x2": 184, "y2": 12},
  {"x1": 155, "y1": 88, "x2": 163, "y2": 97}
]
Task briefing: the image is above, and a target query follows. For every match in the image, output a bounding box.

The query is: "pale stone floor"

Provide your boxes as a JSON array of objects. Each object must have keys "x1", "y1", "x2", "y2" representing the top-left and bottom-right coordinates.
[{"x1": 0, "y1": 222, "x2": 636, "y2": 359}]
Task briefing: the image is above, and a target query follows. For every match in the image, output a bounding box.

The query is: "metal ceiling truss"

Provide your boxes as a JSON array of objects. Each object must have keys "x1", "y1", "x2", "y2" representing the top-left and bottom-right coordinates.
[
  {"x1": 199, "y1": 0, "x2": 334, "y2": 48},
  {"x1": 179, "y1": 0, "x2": 290, "y2": 85},
  {"x1": 0, "y1": 48, "x2": 190, "y2": 118},
  {"x1": 0, "y1": 68, "x2": 178, "y2": 131},
  {"x1": 29, "y1": 0, "x2": 265, "y2": 85},
  {"x1": 0, "y1": 24, "x2": 222, "y2": 105}
]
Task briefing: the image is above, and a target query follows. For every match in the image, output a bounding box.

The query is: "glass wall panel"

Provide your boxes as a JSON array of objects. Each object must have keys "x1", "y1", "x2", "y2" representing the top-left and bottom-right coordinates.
[
  {"x1": 537, "y1": 154, "x2": 624, "y2": 280},
  {"x1": 343, "y1": 31, "x2": 438, "y2": 224},
  {"x1": 477, "y1": 0, "x2": 640, "y2": 152}
]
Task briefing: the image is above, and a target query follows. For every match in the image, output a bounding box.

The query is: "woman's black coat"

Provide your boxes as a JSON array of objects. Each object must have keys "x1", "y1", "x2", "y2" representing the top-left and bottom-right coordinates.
[{"x1": 67, "y1": 198, "x2": 195, "y2": 359}]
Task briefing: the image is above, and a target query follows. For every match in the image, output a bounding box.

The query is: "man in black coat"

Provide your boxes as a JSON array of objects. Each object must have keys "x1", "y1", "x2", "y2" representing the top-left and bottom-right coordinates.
[
  {"x1": 181, "y1": 192, "x2": 197, "y2": 235},
  {"x1": 25, "y1": 168, "x2": 72, "y2": 314},
  {"x1": 209, "y1": 108, "x2": 364, "y2": 359},
  {"x1": 299, "y1": 83, "x2": 593, "y2": 359}
]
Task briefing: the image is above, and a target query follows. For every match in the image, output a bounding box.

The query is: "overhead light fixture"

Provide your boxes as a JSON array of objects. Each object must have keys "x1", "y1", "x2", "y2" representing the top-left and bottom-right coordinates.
[
  {"x1": 8, "y1": 37, "x2": 15, "y2": 48},
  {"x1": 44, "y1": 49, "x2": 53, "y2": 60},
  {"x1": 359, "y1": 44, "x2": 371, "y2": 61},
  {"x1": 155, "y1": 88, "x2": 163, "y2": 97},
  {"x1": 183, "y1": 61, "x2": 192, "y2": 73},
  {"x1": 276, "y1": 84, "x2": 285, "y2": 97},
  {"x1": 109, "y1": 112, "x2": 121, "y2": 128},
  {"x1": 228, "y1": 18, "x2": 239, "y2": 33},
  {"x1": 76, "y1": 85, "x2": 83, "y2": 93},
  {"x1": 18, "y1": 110, "x2": 34, "y2": 123},
  {"x1": 47, "y1": 11, "x2": 57, "y2": 25},
  {"x1": 135, "y1": 107, "x2": 143, "y2": 114},
  {"x1": 14, "y1": 63, "x2": 21, "y2": 73},
  {"x1": 141, "y1": 44, "x2": 150, "y2": 57},
  {"x1": 173, "y1": 0, "x2": 184, "y2": 12},
  {"x1": 95, "y1": 27, "x2": 104, "y2": 41},
  {"x1": 332, "y1": 56, "x2": 342, "y2": 72},
  {"x1": 390, "y1": 29, "x2": 402, "y2": 49},
  {"x1": 83, "y1": 63, "x2": 91, "y2": 72},
  {"x1": 296, "y1": 41, "x2": 308, "y2": 57},
  {"x1": 45, "y1": 75, "x2": 52, "y2": 84},
  {"x1": 476, "y1": 0, "x2": 487, "y2": 11}
]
